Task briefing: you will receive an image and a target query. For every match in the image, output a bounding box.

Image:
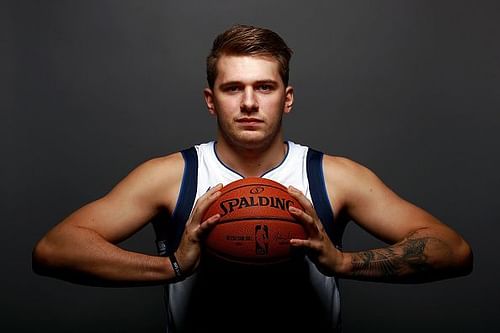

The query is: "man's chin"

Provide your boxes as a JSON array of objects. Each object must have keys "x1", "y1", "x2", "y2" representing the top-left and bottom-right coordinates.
[{"x1": 231, "y1": 133, "x2": 270, "y2": 150}]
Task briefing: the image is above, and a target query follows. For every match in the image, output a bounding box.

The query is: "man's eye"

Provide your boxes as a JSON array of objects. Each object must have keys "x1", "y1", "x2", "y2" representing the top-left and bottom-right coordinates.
[
  {"x1": 226, "y1": 86, "x2": 240, "y2": 92},
  {"x1": 258, "y1": 85, "x2": 272, "y2": 91}
]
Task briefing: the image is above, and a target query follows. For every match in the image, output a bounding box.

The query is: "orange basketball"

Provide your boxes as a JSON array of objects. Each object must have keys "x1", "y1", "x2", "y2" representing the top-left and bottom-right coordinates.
[{"x1": 203, "y1": 177, "x2": 306, "y2": 264}]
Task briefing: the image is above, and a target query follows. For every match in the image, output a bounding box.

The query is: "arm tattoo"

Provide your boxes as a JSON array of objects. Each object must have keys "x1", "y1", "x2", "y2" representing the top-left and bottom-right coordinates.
[{"x1": 350, "y1": 231, "x2": 446, "y2": 281}]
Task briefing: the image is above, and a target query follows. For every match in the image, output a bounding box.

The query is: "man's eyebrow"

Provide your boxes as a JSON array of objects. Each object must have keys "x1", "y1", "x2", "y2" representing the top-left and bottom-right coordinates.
[
  {"x1": 218, "y1": 80, "x2": 279, "y2": 88},
  {"x1": 218, "y1": 81, "x2": 242, "y2": 89},
  {"x1": 254, "y1": 80, "x2": 279, "y2": 86}
]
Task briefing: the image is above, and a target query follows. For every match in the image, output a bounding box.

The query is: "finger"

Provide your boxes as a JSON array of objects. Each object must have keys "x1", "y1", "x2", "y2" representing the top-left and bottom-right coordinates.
[
  {"x1": 290, "y1": 238, "x2": 321, "y2": 252},
  {"x1": 289, "y1": 206, "x2": 319, "y2": 237},
  {"x1": 194, "y1": 213, "x2": 221, "y2": 240},
  {"x1": 199, "y1": 213, "x2": 220, "y2": 231},
  {"x1": 288, "y1": 186, "x2": 319, "y2": 220},
  {"x1": 203, "y1": 183, "x2": 223, "y2": 200},
  {"x1": 190, "y1": 183, "x2": 223, "y2": 223}
]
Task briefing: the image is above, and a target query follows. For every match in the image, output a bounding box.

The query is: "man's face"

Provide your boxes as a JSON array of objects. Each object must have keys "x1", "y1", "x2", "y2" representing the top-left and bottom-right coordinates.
[{"x1": 204, "y1": 54, "x2": 293, "y2": 150}]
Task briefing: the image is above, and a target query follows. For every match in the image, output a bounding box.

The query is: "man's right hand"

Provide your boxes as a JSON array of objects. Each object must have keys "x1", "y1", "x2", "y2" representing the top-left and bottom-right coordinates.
[{"x1": 173, "y1": 184, "x2": 223, "y2": 277}]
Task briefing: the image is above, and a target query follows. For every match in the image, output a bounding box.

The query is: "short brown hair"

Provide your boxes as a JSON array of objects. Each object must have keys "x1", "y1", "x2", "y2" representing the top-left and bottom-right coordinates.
[{"x1": 206, "y1": 24, "x2": 293, "y2": 88}]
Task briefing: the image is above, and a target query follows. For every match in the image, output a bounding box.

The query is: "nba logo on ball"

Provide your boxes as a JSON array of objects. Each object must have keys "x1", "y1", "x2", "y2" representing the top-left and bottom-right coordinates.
[
  {"x1": 203, "y1": 177, "x2": 307, "y2": 264},
  {"x1": 255, "y1": 224, "x2": 269, "y2": 255}
]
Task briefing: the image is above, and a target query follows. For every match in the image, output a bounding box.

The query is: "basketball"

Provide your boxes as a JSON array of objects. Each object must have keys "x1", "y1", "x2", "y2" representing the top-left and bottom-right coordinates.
[{"x1": 203, "y1": 177, "x2": 306, "y2": 264}]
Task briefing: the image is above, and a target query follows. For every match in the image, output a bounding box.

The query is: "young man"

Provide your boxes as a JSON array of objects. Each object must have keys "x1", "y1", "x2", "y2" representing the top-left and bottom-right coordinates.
[{"x1": 33, "y1": 24, "x2": 473, "y2": 332}]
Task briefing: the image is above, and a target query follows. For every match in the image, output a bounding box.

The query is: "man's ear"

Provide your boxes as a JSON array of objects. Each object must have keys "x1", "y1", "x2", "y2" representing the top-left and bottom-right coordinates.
[
  {"x1": 284, "y1": 86, "x2": 294, "y2": 114},
  {"x1": 204, "y1": 88, "x2": 216, "y2": 116}
]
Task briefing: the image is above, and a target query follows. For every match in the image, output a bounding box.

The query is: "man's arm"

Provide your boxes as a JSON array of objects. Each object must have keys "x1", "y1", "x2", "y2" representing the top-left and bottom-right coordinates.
[
  {"x1": 32, "y1": 153, "x2": 222, "y2": 287},
  {"x1": 288, "y1": 156, "x2": 473, "y2": 283}
]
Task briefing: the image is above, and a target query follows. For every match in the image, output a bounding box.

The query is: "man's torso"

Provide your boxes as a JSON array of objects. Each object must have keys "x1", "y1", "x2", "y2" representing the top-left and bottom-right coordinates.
[{"x1": 154, "y1": 141, "x2": 343, "y2": 332}]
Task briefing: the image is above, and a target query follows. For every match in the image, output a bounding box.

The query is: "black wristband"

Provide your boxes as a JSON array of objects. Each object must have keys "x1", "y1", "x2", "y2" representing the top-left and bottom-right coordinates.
[{"x1": 169, "y1": 253, "x2": 183, "y2": 280}]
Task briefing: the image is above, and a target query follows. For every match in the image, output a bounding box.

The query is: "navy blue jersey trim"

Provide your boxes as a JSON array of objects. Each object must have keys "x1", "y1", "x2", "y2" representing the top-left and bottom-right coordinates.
[
  {"x1": 155, "y1": 147, "x2": 198, "y2": 256},
  {"x1": 170, "y1": 147, "x2": 198, "y2": 252},
  {"x1": 171, "y1": 148, "x2": 197, "y2": 220},
  {"x1": 213, "y1": 142, "x2": 245, "y2": 179},
  {"x1": 213, "y1": 141, "x2": 291, "y2": 179},
  {"x1": 306, "y1": 148, "x2": 335, "y2": 242},
  {"x1": 260, "y1": 141, "x2": 290, "y2": 177}
]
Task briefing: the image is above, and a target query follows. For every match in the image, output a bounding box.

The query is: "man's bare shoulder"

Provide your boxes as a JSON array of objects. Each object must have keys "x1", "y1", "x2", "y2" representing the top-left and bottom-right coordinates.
[
  {"x1": 322, "y1": 154, "x2": 381, "y2": 211},
  {"x1": 109, "y1": 151, "x2": 185, "y2": 212},
  {"x1": 125, "y1": 152, "x2": 184, "y2": 183},
  {"x1": 323, "y1": 154, "x2": 374, "y2": 181},
  {"x1": 139, "y1": 152, "x2": 184, "y2": 175}
]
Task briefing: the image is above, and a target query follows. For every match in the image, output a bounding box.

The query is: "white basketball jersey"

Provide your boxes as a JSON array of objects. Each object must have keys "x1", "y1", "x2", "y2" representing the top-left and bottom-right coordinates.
[
  {"x1": 195, "y1": 141, "x2": 313, "y2": 201},
  {"x1": 164, "y1": 141, "x2": 341, "y2": 332}
]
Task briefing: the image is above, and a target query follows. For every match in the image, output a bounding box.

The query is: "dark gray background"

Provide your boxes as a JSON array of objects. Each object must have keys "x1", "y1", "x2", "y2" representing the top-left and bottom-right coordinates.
[{"x1": 4, "y1": 1, "x2": 499, "y2": 332}]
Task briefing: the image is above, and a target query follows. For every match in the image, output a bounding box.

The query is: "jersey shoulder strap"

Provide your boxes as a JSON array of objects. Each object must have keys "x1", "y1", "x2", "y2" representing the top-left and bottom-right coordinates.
[
  {"x1": 153, "y1": 147, "x2": 198, "y2": 255},
  {"x1": 306, "y1": 148, "x2": 342, "y2": 247}
]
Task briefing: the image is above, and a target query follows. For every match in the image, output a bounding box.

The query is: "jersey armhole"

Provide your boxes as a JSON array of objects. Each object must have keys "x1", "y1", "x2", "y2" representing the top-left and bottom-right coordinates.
[
  {"x1": 154, "y1": 147, "x2": 198, "y2": 255},
  {"x1": 171, "y1": 147, "x2": 198, "y2": 220},
  {"x1": 306, "y1": 148, "x2": 342, "y2": 247}
]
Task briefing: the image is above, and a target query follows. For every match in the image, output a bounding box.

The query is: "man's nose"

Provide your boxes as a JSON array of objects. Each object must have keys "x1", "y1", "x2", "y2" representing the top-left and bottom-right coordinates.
[{"x1": 240, "y1": 87, "x2": 258, "y2": 113}]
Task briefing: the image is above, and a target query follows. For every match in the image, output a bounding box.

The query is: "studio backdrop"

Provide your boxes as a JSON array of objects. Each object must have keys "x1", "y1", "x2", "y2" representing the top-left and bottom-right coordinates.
[{"x1": 4, "y1": 1, "x2": 499, "y2": 332}]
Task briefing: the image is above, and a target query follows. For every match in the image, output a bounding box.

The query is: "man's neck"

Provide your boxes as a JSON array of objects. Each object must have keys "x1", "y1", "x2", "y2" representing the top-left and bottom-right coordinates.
[{"x1": 215, "y1": 136, "x2": 288, "y2": 178}]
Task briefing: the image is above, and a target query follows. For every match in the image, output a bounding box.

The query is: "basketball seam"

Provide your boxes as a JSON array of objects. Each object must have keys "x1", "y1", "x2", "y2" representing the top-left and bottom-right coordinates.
[
  {"x1": 217, "y1": 217, "x2": 300, "y2": 224},
  {"x1": 221, "y1": 182, "x2": 289, "y2": 197}
]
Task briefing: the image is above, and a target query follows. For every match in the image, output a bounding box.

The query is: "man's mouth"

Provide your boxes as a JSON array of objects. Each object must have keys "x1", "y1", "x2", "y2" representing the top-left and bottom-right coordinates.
[{"x1": 236, "y1": 118, "x2": 264, "y2": 124}]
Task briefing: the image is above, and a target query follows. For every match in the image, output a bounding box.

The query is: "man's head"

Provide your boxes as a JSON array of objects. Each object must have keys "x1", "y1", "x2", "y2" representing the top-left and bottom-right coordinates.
[
  {"x1": 206, "y1": 24, "x2": 293, "y2": 89},
  {"x1": 204, "y1": 25, "x2": 294, "y2": 151}
]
